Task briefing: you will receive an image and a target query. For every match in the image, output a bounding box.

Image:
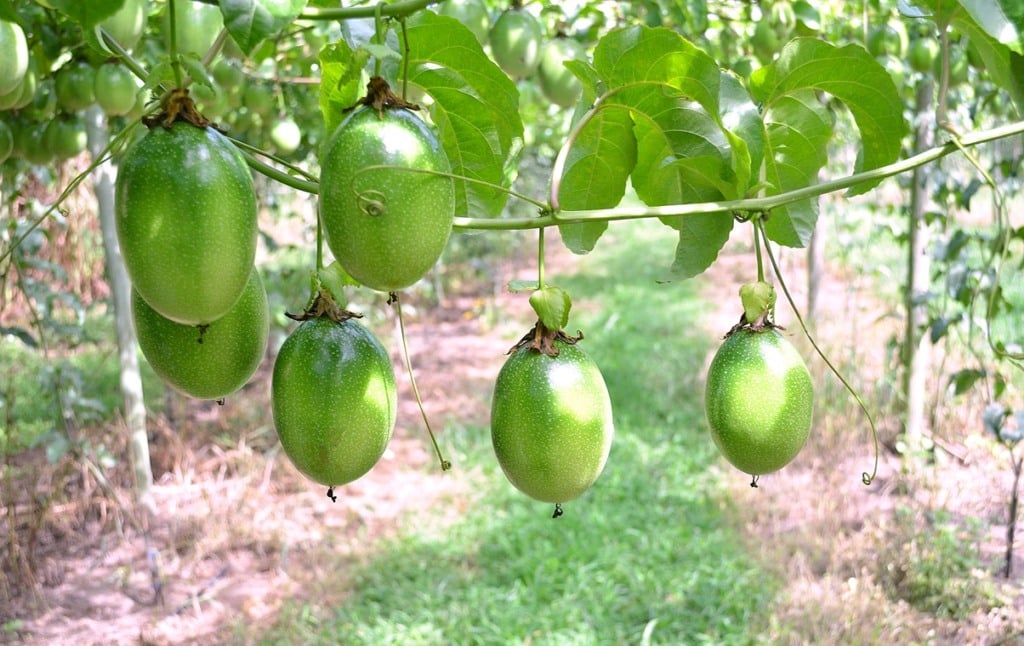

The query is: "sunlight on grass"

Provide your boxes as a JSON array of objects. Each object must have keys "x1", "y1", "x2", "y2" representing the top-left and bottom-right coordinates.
[{"x1": 258, "y1": 221, "x2": 776, "y2": 644}]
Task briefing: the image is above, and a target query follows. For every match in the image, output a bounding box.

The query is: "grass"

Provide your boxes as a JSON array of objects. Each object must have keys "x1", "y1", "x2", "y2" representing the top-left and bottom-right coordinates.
[{"x1": 258, "y1": 221, "x2": 777, "y2": 645}]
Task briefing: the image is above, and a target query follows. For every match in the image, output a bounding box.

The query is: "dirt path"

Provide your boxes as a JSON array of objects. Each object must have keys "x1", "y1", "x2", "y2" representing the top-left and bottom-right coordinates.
[{"x1": 5, "y1": 230, "x2": 1024, "y2": 644}]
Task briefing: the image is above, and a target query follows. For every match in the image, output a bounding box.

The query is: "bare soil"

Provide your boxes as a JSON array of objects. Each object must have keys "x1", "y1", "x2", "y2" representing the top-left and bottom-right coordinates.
[{"x1": 3, "y1": 233, "x2": 1024, "y2": 645}]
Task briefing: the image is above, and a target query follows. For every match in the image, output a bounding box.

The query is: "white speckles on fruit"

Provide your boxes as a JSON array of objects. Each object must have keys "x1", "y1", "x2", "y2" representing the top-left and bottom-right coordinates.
[
  {"x1": 133, "y1": 268, "x2": 269, "y2": 400},
  {"x1": 115, "y1": 122, "x2": 257, "y2": 325},
  {"x1": 490, "y1": 340, "x2": 614, "y2": 504},
  {"x1": 704, "y1": 328, "x2": 813, "y2": 476},
  {"x1": 272, "y1": 317, "x2": 397, "y2": 488},
  {"x1": 319, "y1": 107, "x2": 454, "y2": 292}
]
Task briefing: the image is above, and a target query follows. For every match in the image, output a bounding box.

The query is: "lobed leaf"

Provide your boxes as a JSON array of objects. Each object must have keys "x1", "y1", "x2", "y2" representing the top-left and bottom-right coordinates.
[
  {"x1": 751, "y1": 38, "x2": 905, "y2": 246},
  {"x1": 394, "y1": 12, "x2": 523, "y2": 219},
  {"x1": 220, "y1": 0, "x2": 307, "y2": 56},
  {"x1": 45, "y1": 0, "x2": 122, "y2": 27},
  {"x1": 760, "y1": 90, "x2": 833, "y2": 247},
  {"x1": 556, "y1": 107, "x2": 635, "y2": 254},
  {"x1": 593, "y1": 26, "x2": 753, "y2": 203},
  {"x1": 957, "y1": 0, "x2": 1024, "y2": 53},
  {"x1": 557, "y1": 26, "x2": 758, "y2": 258},
  {"x1": 318, "y1": 40, "x2": 364, "y2": 137},
  {"x1": 666, "y1": 213, "x2": 734, "y2": 281}
]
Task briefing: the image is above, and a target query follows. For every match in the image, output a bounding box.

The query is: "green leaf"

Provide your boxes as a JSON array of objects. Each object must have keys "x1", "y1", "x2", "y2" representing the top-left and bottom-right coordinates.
[
  {"x1": 760, "y1": 89, "x2": 834, "y2": 246},
  {"x1": 179, "y1": 54, "x2": 214, "y2": 90},
  {"x1": 0, "y1": 0, "x2": 20, "y2": 23},
  {"x1": 317, "y1": 262, "x2": 358, "y2": 303},
  {"x1": 47, "y1": 0, "x2": 122, "y2": 26},
  {"x1": 627, "y1": 86, "x2": 734, "y2": 206},
  {"x1": 220, "y1": 0, "x2": 307, "y2": 56},
  {"x1": 507, "y1": 279, "x2": 539, "y2": 293},
  {"x1": 739, "y1": 281, "x2": 777, "y2": 322},
  {"x1": 592, "y1": 26, "x2": 753, "y2": 203},
  {"x1": 955, "y1": 16, "x2": 1024, "y2": 114},
  {"x1": 750, "y1": 39, "x2": 904, "y2": 247},
  {"x1": 529, "y1": 287, "x2": 572, "y2": 331},
  {"x1": 950, "y1": 368, "x2": 986, "y2": 395},
  {"x1": 751, "y1": 38, "x2": 906, "y2": 201},
  {"x1": 318, "y1": 40, "x2": 364, "y2": 137},
  {"x1": 556, "y1": 107, "x2": 636, "y2": 253},
  {"x1": 362, "y1": 42, "x2": 402, "y2": 62},
  {"x1": 720, "y1": 72, "x2": 764, "y2": 194},
  {"x1": 666, "y1": 213, "x2": 734, "y2": 280},
  {"x1": 957, "y1": 0, "x2": 1024, "y2": 53},
  {"x1": 394, "y1": 12, "x2": 523, "y2": 219}
]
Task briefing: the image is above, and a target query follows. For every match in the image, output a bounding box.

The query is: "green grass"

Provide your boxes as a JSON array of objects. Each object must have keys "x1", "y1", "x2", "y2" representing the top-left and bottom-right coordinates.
[{"x1": 260, "y1": 221, "x2": 776, "y2": 645}]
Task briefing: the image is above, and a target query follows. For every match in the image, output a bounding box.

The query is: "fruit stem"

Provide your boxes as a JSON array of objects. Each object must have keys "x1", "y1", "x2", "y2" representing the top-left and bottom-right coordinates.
[
  {"x1": 167, "y1": 0, "x2": 185, "y2": 89},
  {"x1": 400, "y1": 17, "x2": 412, "y2": 103},
  {"x1": 390, "y1": 293, "x2": 452, "y2": 472},
  {"x1": 752, "y1": 215, "x2": 765, "y2": 283},
  {"x1": 316, "y1": 208, "x2": 325, "y2": 271},
  {"x1": 537, "y1": 226, "x2": 546, "y2": 290},
  {"x1": 756, "y1": 219, "x2": 879, "y2": 486},
  {"x1": 373, "y1": 3, "x2": 386, "y2": 78}
]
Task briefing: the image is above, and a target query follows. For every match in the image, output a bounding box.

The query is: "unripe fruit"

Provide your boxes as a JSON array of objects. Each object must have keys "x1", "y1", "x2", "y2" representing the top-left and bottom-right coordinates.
[
  {"x1": 491, "y1": 339, "x2": 614, "y2": 504},
  {"x1": 272, "y1": 316, "x2": 397, "y2": 487},
  {"x1": 705, "y1": 328, "x2": 813, "y2": 476}
]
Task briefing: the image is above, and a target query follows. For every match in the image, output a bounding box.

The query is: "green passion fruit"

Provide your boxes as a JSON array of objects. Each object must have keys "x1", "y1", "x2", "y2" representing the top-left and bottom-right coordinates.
[
  {"x1": 491, "y1": 337, "x2": 614, "y2": 505},
  {"x1": 0, "y1": 20, "x2": 28, "y2": 97},
  {"x1": 133, "y1": 268, "x2": 269, "y2": 400},
  {"x1": 538, "y1": 37, "x2": 586, "y2": 108},
  {"x1": 319, "y1": 105, "x2": 454, "y2": 292},
  {"x1": 115, "y1": 121, "x2": 257, "y2": 325},
  {"x1": 704, "y1": 328, "x2": 813, "y2": 477},
  {"x1": 489, "y1": 8, "x2": 543, "y2": 79},
  {"x1": 272, "y1": 316, "x2": 398, "y2": 488}
]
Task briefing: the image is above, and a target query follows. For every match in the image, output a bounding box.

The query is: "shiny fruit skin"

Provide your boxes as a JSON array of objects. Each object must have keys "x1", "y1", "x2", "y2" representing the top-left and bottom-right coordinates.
[
  {"x1": 100, "y1": 0, "x2": 148, "y2": 51},
  {"x1": 115, "y1": 122, "x2": 257, "y2": 325},
  {"x1": 269, "y1": 118, "x2": 301, "y2": 155},
  {"x1": 0, "y1": 20, "x2": 28, "y2": 97},
  {"x1": 44, "y1": 117, "x2": 87, "y2": 160},
  {"x1": 133, "y1": 268, "x2": 269, "y2": 400},
  {"x1": 438, "y1": 0, "x2": 490, "y2": 45},
  {"x1": 272, "y1": 317, "x2": 397, "y2": 487},
  {"x1": 491, "y1": 340, "x2": 615, "y2": 504},
  {"x1": 908, "y1": 39, "x2": 939, "y2": 75},
  {"x1": 94, "y1": 63, "x2": 139, "y2": 116},
  {"x1": 704, "y1": 328, "x2": 813, "y2": 476},
  {"x1": 163, "y1": 0, "x2": 223, "y2": 57},
  {"x1": 319, "y1": 107, "x2": 454, "y2": 292},
  {"x1": 489, "y1": 9, "x2": 543, "y2": 78},
  {"x1": 538, "y1": 38, "x2": 586, "y2": 108},
  {"x1": 55, "y1": 62, "x2": 96, "y2": 112}
]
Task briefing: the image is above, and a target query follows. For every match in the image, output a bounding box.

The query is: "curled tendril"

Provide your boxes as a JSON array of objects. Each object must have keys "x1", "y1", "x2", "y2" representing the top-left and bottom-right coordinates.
[
  {"x1": 357, "y1": 190, "x2": 387, "y2": 217},
  {"x1": 757, "y1": 218, "x2": 880, "y2": 487}
]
